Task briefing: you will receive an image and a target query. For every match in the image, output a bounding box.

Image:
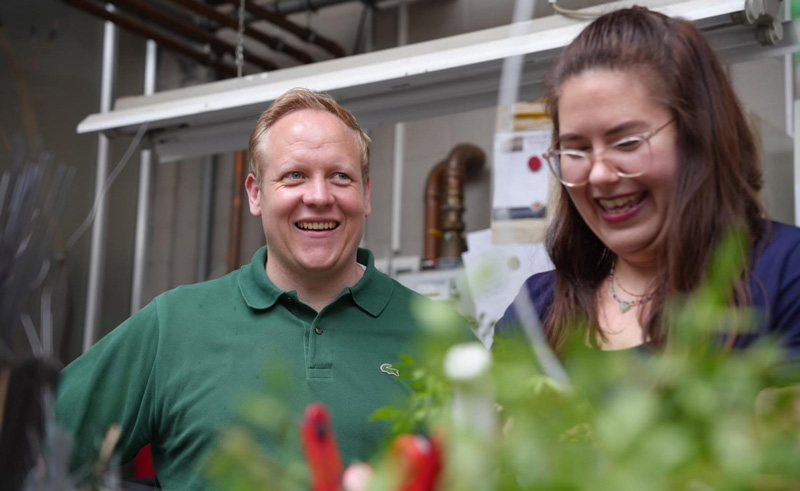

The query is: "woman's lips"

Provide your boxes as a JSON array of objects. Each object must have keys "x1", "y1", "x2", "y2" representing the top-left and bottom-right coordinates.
[{"x1": 596, "y1": 192, "x2": 647, "y2": 223}]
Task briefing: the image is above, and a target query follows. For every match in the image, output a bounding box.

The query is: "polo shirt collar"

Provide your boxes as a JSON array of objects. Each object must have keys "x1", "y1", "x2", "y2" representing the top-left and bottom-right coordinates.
[
  {"x1": 238, "y1": 246, "x2": 393, "y2": 316},
  {"x1": 350, "y1": 248, "x2": 393, "y2": 317},
  {"x1": 238, "y1": 246, "x2": 282, "y2": 310}
]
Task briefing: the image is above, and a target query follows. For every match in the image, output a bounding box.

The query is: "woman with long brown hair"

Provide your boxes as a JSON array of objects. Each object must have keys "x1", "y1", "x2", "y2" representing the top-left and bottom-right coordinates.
[{"x1": 494, "y1": 7, "x2": 800, "y2": 359}]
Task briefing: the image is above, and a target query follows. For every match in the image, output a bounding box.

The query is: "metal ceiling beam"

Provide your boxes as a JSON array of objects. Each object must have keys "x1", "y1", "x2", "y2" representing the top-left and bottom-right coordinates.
[
  {"x1": 268, "y1": 0, "x2": 367, "y2": 16},
  {"x1": 104, "y1": 0, "x2": 278, "y2": 71},
  {"x1": 223, "y1": 0, "x2": 346, "y2": 57},
  {"x1": 164, "y1": 0, "x2": 314, "y2": 64},
  {"x1": 60, "y1": 0, "x2": 239, "y2": 77},
  {"x1": 76, "y1": 0, "x2": 799, "y2": 163},
  {"x1": 267, "y1": 0, "x2": 429, "y2": 16}
]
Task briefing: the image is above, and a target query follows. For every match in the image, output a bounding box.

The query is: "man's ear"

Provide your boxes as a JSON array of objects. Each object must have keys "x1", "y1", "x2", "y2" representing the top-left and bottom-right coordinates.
[
  {"x1": 245, "y1": 173, "x2": 262, "y2": 217},
  {"x1": 363, "y1": 176, "x2": 372, "y2": 217}
]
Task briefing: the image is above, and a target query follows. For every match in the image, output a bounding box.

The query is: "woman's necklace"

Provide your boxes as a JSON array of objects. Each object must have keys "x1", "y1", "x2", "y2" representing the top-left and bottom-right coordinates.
[
  {"x1": 609, "y1": 261, "x2": 652, "y2": 313},
  {"x1": 614, "y1": 274, "x2": 647, "y2": 298}
]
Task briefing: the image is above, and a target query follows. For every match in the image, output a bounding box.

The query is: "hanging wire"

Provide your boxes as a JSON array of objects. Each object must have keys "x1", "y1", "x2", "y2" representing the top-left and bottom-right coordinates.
[
  {"x1": 64, "y1": 122, "x2": 150, "y2": 254},
  {"x1": 236, "y1": 0, "x2": 246, "y2": 77},
  {"x1": 352, "y1": 2, "x2": 369, "y2": 55},
  {"x1": 305, "y1": 0, "x2": 317, "y2": 43}
]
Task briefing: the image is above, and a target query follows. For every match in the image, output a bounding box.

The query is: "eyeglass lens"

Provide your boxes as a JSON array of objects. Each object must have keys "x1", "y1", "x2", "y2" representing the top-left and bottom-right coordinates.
[{"x1": 554, "y1": 137, "x2": 652, "y2": 185}]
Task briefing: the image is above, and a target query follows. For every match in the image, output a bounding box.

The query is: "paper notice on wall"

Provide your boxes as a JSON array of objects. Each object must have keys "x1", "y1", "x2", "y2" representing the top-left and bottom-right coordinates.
[
  {"x1": 462, "y1": 228, "x2": 553, "y2": 346},
  {"x1": 493, "y1": 129, "x2": 552, "y2": 221}
]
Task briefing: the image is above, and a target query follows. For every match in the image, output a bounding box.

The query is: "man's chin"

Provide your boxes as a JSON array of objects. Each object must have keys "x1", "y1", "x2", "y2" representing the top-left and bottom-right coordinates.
[{"x1": 296, "y1": 258, "x2": 342, "y2": 274}]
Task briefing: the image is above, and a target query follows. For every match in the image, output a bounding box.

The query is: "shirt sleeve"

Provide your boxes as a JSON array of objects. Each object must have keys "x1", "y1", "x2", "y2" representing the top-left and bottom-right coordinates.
[
  {"x1": 55, "y1": 299, "x2": 161, "y2": 474},
  {"x1": 770, "y1": 237, "x2": 800, "y2": 359},
  {"x1": 493, "y1": 271, "x2": 555, "y2": 346},
  {"x1": 493, "y1": 296, "x2": 520, "y2": 340}
]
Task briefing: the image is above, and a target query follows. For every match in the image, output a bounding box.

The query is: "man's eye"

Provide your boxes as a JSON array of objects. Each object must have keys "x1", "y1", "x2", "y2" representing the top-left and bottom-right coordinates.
[
  {"x1": 333, "y1": 172, "x2": 351, "y2": 181},
  {"x1": 285, "y1": 171, "x2": 303, "y2": 180}
]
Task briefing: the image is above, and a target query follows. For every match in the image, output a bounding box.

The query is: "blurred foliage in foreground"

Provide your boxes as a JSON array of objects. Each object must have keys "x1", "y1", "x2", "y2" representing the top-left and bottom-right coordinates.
[{"x1": 206, "y1": 230, "x2": 800, "y2": 491}]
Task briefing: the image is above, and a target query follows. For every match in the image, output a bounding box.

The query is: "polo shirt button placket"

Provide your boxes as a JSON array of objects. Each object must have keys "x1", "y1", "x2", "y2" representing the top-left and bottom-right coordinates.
[{"x1": 314, "y1": 325, "x2": 324, "y2": 335}]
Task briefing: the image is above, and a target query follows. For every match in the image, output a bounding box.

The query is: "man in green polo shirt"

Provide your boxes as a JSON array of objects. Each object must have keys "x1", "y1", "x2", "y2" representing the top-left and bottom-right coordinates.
[{"x1": 55, "y1": 89, "x2": 475, "y2": 489}]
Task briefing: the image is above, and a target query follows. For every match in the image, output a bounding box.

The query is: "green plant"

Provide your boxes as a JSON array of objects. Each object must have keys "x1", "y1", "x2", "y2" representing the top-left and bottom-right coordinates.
[{"x1": 207, "y1": 230, "x2": 800, "y2": 490}]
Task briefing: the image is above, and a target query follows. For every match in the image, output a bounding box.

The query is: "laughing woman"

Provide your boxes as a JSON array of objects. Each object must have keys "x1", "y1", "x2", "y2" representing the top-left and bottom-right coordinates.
[{"x1": 494, "y1": 7, "x2": 800, "y2": 365}]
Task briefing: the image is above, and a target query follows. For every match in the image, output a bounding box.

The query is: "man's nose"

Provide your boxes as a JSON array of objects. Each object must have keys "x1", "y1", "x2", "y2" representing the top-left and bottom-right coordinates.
[{"x1": 302, "y1": 177, "x2": 334, "y2": 206}]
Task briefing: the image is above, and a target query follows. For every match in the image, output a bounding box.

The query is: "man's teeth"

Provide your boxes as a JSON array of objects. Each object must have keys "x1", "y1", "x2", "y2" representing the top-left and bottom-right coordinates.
[
  {"x1": 598, "y1": 194, "x2": 643, "y2": 212},
  {"x1": 297, "y1": 221, "x2": 338, "y2": 230}
]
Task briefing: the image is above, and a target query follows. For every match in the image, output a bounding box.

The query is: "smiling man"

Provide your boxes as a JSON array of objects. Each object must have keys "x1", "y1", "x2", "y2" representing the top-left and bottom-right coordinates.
[
  {"x1": 245, "y1": 90, "x2": 372, "y2": 312},
  {"x1": 55, "y1": 89, "x2": 475, "y2": 490}
]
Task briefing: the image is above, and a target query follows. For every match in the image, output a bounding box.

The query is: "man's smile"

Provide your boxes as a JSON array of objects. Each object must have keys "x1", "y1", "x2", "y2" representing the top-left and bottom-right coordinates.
[{"x1": 295, "y1": 221, "x2": 340, "y2": 231}]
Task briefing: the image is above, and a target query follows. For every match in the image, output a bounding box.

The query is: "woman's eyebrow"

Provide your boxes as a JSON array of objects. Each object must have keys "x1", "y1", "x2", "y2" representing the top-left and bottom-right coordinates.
[
  {"x1": 558, "y1": 120, "x2": 650, "y2": 142},
  {"x1": 557, "y1": 133, "x2": 585, "y2": 144},
  {"x1": 605, "y1": 120, "x2": 648, "y2": 136}
]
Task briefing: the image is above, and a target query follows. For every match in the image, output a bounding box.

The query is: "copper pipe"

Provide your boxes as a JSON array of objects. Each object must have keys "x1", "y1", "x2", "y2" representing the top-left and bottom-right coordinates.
[
  {"x1": 104, "y1": 0, "x2": 278, "y2": 72},
  {"x1": 223, "y1": 0, "x2": 346, "y2": 58},
  {"x1": 0, "y1": 367, "x2": 9, "y2": 431},
  {"x1": 59, "y1": 0, "x2": 238, "y2": 77},
  {"x1": 423, "y1": 160, "x2": 447, "y2": 269},
  {"x1": 164, "y1": 0, "x2": 314, "y2": 64},
  {"x1": 227, "y1": 150, "x2": 246, "y2": 272},
  {"x1": 422, "y1": 144, "x2": 485, "y2": 269}
]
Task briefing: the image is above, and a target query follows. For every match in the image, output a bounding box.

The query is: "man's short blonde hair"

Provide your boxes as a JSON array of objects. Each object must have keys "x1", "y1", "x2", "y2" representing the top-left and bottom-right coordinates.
[{"x1": 248, "y1": 88, "x2": 371, "y2": 183}]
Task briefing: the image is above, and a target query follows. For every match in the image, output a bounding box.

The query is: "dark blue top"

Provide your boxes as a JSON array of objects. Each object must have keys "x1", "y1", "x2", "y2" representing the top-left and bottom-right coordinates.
[{"x1": 494, "y1": 221, "x2": 800, "y2": 361}]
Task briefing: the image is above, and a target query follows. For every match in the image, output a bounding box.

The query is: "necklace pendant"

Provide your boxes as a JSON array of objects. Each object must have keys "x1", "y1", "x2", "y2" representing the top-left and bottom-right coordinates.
[{"x1": 619, "y1": 301, "x2": 631, "y2": 313}]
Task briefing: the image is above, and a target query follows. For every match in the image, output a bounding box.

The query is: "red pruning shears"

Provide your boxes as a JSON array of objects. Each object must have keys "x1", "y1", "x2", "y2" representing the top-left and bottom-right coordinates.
[
  {"x1": 301, "y1": 402, "x2": 344, "y2": 491},
  {"x1": 388, "y1": 434, "x2": 442, "y2": 491},
  {"x1": 301, "y1": 402, "x2": 442, "y2": 491}
]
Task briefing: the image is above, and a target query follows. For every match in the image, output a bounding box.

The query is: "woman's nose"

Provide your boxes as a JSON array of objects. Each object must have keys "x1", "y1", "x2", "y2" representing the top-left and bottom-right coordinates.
[{"x1": 587, "y1": 153, "x2": 620, "y2": 186}]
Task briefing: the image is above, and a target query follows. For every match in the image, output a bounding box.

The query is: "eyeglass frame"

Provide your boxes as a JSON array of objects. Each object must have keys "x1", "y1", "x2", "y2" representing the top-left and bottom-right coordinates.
[{"x1": 543, "y1": 118, "x2": 676, "y2": 187}]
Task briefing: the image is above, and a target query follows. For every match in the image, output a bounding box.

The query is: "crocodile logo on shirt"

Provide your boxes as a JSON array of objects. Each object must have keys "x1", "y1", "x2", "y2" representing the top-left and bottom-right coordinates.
[{"x1": 380, "y1": 363, "x2": 400, "y2": 377}]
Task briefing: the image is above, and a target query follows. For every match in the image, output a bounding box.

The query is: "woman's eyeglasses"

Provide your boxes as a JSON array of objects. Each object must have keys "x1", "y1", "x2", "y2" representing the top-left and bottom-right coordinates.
[{"x1": 544, "y1": 119, "x2": 675, "y2": 187}]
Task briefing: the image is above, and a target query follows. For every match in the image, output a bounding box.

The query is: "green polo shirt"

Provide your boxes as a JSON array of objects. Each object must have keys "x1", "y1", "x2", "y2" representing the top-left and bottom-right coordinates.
[{"x1": 55, "y1": 247, "x2": 472, "y2": 489}]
